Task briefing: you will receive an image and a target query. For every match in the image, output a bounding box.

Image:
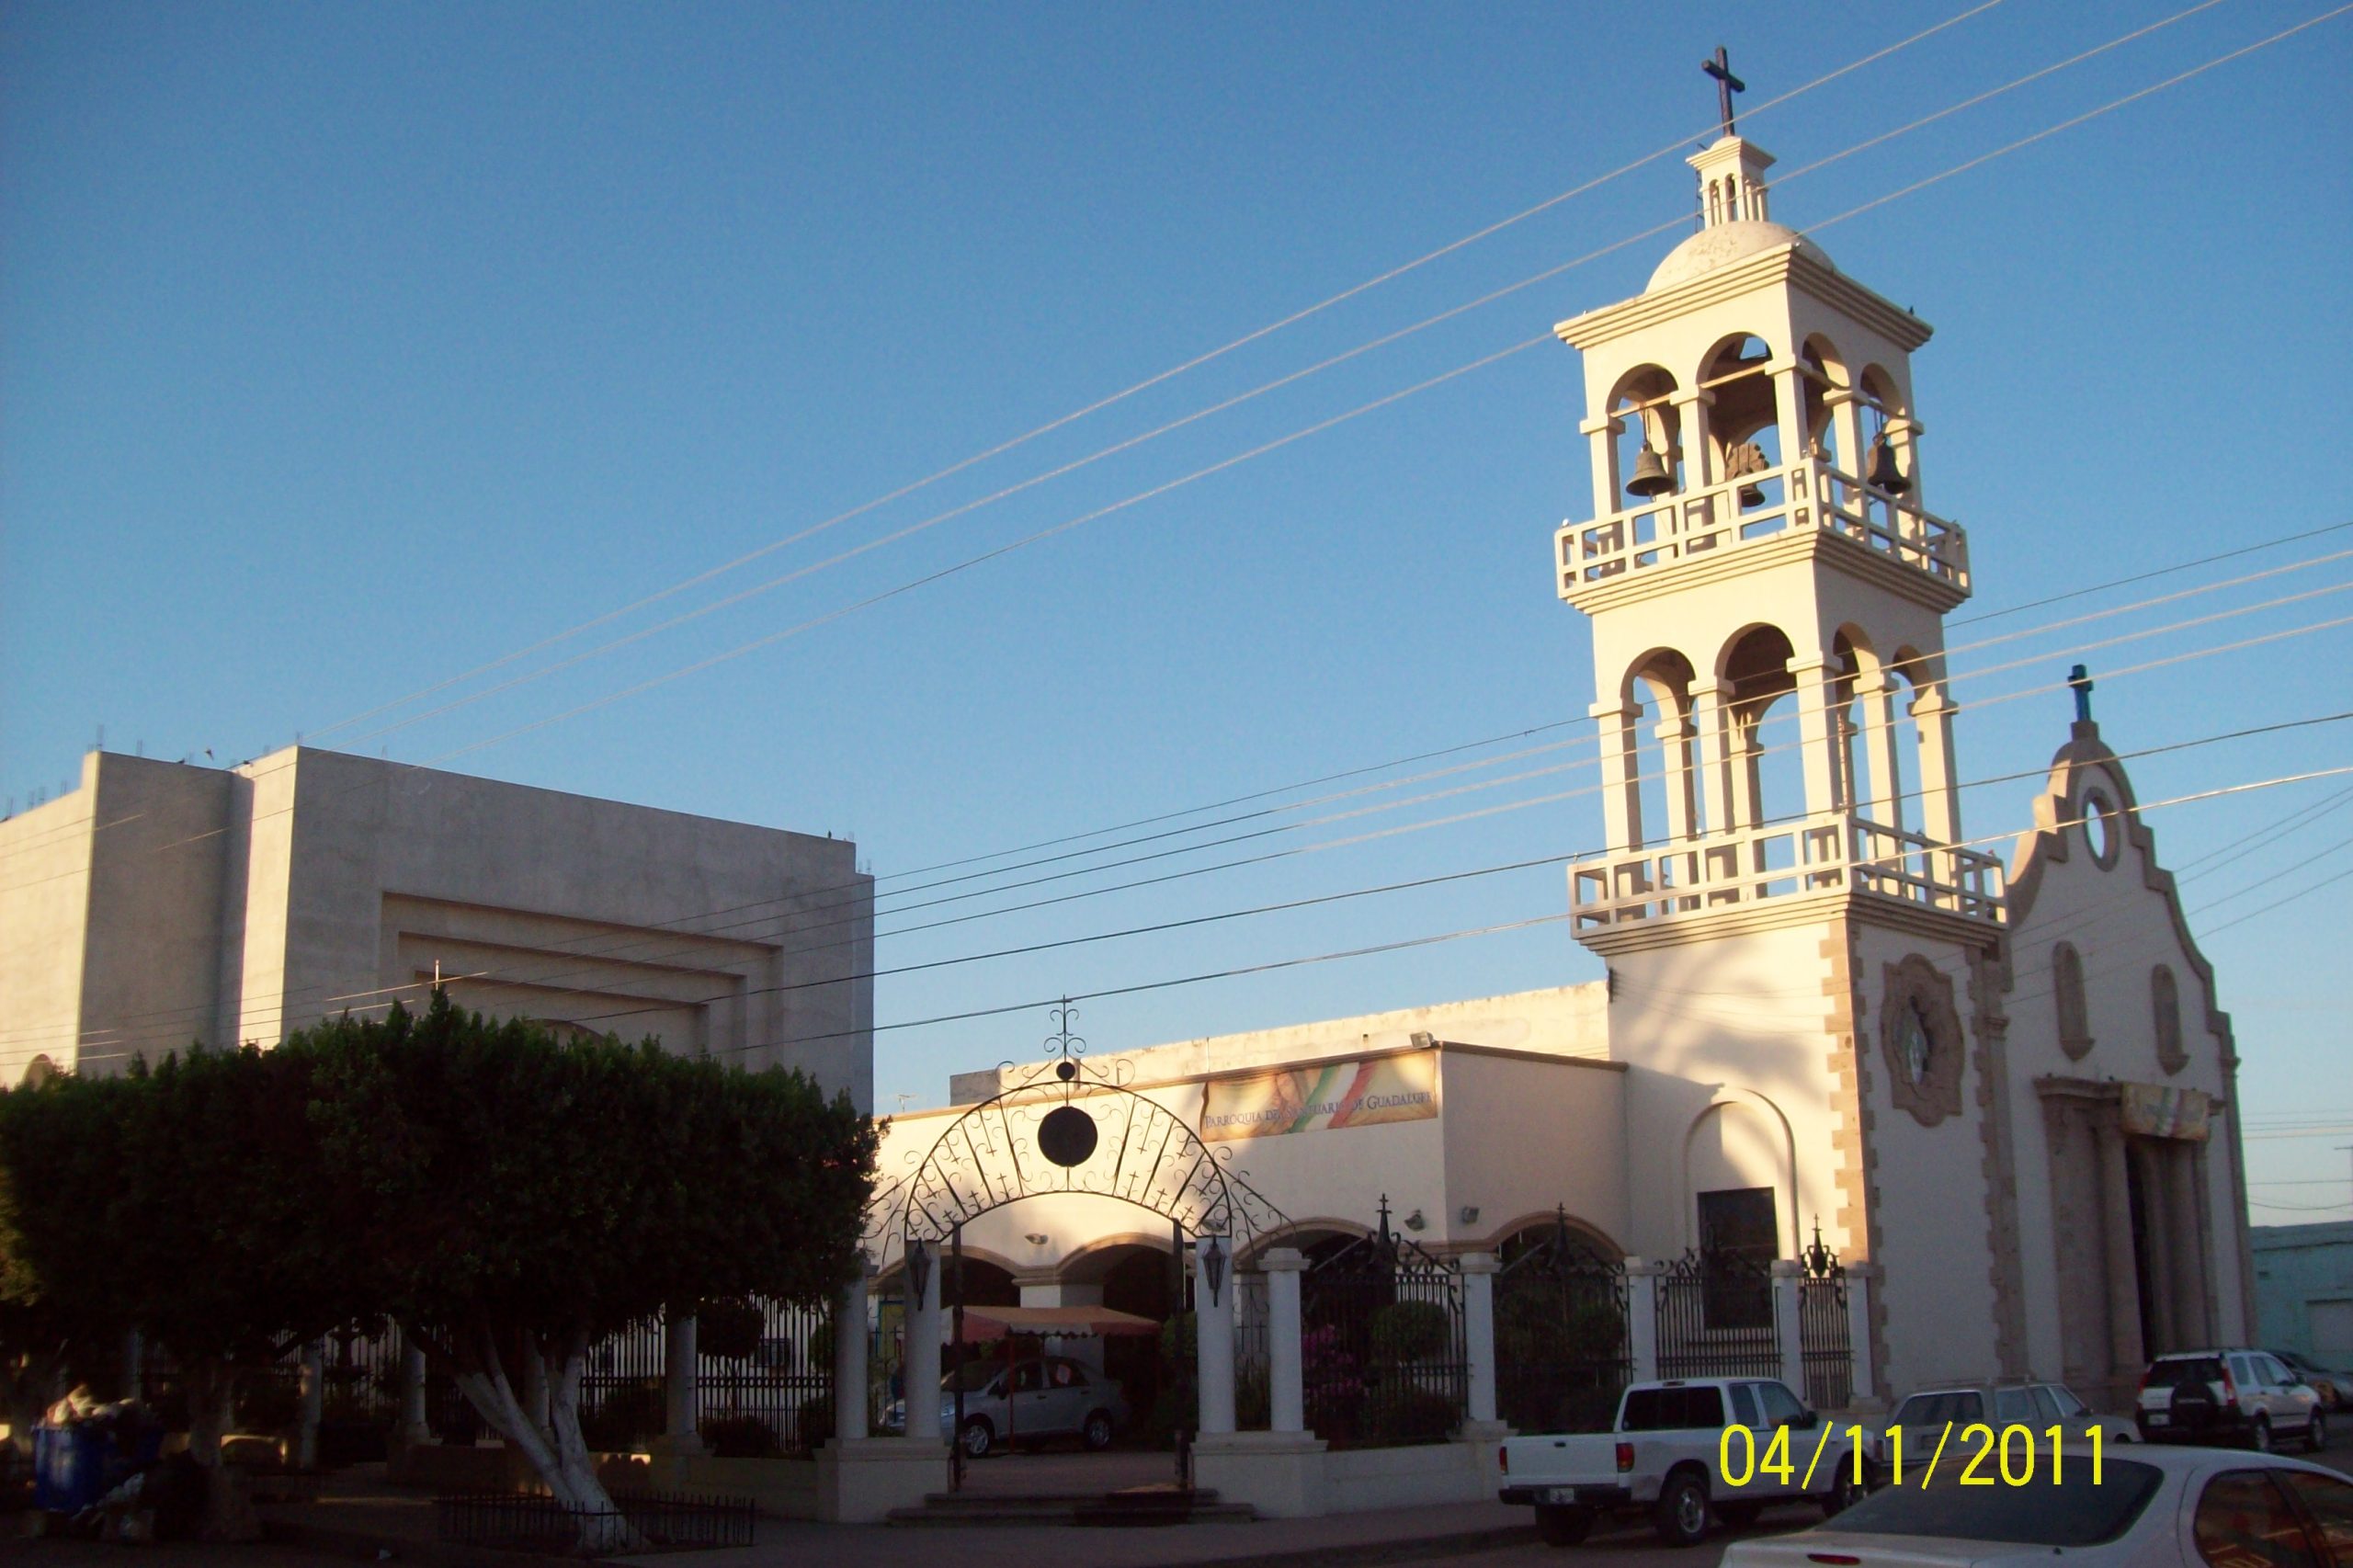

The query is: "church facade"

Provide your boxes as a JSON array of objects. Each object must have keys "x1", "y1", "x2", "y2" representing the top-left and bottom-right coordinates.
[{"x1": 877, "y1": 131, "x2": 2253, "y2": 1413}]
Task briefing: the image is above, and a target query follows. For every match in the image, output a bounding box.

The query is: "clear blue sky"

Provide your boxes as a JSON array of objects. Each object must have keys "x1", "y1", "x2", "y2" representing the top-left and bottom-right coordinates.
[{"x1": 6, "y1": 2, "x2": 2350, "y2": 1219}]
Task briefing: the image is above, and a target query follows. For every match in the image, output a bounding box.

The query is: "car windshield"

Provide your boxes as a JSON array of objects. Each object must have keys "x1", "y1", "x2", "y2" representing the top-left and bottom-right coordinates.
[
  {"x1": 1830, "y1": 1460, "x2": 2161, "y2": 1547},
  {"x1": 1894, "y1": 1391, "x2": 1984, "y2": 1426},
  {"x1": 2154, "y1": 1357, "x2": 2228, "y2": 1385},
  {"x1": 944, "y1": 1362, "x2": 1007, "y2": 1393}
]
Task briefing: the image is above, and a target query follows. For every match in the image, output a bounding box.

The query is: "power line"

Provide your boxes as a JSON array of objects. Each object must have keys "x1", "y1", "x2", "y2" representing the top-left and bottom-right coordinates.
[{"x1": 291, "y1": 0, "x2": 2015, "y2": 753}]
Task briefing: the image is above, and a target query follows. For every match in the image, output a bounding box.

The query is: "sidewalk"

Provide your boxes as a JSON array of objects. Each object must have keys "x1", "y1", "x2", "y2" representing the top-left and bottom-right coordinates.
[{"x1": 256, "y1": 1466, "x2": 1540, "y2": 1568}]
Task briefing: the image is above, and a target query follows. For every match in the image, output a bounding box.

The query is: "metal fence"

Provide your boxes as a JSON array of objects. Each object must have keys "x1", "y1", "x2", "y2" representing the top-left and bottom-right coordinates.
[
  {"x1": 695, "y1": 1298, "x2": 834, "y2": 1455},
  {"x1": 1798, "y1": 1238, "x2": 1854, "y2": 1412},
  {"x1": 1495, "y1": 1214, "x2": 1631, "y2": 1435},
  {"x1": 1233, "y1": 1272, "x2": 1270, "y2": 1430},
  {"x1": 435, "y1": 1489, "x2": 756, "y2": 1551},
  {"x1": 1300, "y1": 1202, "x2": 1468, "y2": 1449},
  {"x1": 1655, "y1": 1252, "x2": 1781, "y2": 1381}
]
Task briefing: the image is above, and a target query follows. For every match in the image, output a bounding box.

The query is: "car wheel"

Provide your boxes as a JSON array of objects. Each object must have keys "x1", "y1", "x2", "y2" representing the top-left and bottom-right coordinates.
[
  {"x1": 1653, "y1": 1470, "x2": 1711, "y2": 1547},
  {"x1": 1717, "y1": 1502, "x2": 1763, "y2": 1528},
  {"x1": 961, "y1": 1417, "x2": 994, "y2": 1459},
  {"x1": 1535, "y1": 1504, "x2": 1594, "y2": 1546},
  {"x1": 2249, "y1": 1416, "x2": 2272, "y2": 1454},
  {"x1": 2307, "y1": 1410, "x2": 2327, "y2": 1454},
  {"x1": 1820, "y1": 1463, "x2": 1868, "y2": 1518},
  {"x1": 1082, "y1": 1411, "x2": 1114, "y2": 1451}
]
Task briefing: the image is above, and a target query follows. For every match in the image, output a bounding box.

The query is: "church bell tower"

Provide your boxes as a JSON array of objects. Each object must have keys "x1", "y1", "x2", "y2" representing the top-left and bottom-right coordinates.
[{"x1": 1554, "y1": 83, "x2": 2018, "y2": 1397}]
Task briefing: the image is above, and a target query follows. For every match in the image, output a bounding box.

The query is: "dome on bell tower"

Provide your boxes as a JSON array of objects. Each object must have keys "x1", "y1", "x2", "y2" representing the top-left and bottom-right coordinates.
[{"x1": 1647, "y1": 219, "x2": 1833, "y2": 292}]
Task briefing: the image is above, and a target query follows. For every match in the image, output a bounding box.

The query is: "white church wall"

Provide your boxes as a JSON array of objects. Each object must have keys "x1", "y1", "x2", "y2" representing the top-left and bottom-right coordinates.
[
  {"x1": 1849, "y1": 922, "x2": 2003, "y2": 1394},
  {"x1": 1608, "y1": 924, "x2": 1843, "y2": 1263},
  {"x1": 1438, "y1": 1051, "x2": 1629, "y2": 1251},
  {"x1": 0, "y1": 776, "x2": 103, "y2": 1083}
]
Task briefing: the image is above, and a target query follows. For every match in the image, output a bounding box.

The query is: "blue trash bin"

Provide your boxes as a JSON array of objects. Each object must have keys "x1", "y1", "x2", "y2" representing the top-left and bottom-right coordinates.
[{"x1": 32, "y1": 1423, "x2": 162, "y2": 1515}]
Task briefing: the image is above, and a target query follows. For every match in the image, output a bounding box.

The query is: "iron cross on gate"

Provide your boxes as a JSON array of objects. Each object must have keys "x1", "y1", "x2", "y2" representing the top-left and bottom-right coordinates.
[{"x1": 1702, "y1": 45, "x2": 1745, "y2": 137}]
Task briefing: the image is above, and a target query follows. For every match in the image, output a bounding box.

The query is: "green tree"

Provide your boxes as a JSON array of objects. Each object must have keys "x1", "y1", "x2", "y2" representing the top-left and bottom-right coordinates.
[
  {"x1": 296, "y1": 993, "x2": 876, "y2": 1548},
  {"x1": 0, "y1": 1043, "x2": 369, "y2": 1536}
]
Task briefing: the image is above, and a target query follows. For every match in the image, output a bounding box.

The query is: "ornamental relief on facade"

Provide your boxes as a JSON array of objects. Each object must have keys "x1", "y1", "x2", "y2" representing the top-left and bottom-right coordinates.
[{"x1": 1881, "y1": 953, "x2": 1964, "y2": 1127}]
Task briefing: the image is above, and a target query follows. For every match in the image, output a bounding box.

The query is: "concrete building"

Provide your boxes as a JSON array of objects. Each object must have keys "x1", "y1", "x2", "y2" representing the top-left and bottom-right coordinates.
[
  {"x1": 2254, "y1": 1223, "x2": 2353, "y2": 1367},
  {"x1": 872, "y1": 131, "x2": 2253, "y2": 1417},
  {"x1": 0, "y1": 745, "x2": 872, "y2": 1109}
]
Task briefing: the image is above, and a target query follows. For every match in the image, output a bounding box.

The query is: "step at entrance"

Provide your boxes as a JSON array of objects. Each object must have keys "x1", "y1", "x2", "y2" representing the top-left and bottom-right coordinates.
[{"x1": 887, "y1": 1484, "x2": 1256, "y2": 1528}]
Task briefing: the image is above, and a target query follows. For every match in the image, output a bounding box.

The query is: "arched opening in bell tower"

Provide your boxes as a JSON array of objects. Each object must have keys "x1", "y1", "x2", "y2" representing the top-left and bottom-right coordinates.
[
  {"x1": 1699, "y1": 334, "x2": 1780, "y2": 522},
  {"x1": 1720, "y1": 624, "x2": 1802, "y2": 834},
  {"x1": 1606, "y1": 363, "x2": 1682, "y2": 506},
  {"x1": 1620, "y1": 649, "x2": 1699, "y2": 850}
]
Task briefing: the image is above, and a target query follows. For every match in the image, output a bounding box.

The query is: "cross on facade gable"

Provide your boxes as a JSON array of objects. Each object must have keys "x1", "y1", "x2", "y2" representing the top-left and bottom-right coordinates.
[{"x1": 1702, "y1": 45, "x2": 1745, "y2": 138}]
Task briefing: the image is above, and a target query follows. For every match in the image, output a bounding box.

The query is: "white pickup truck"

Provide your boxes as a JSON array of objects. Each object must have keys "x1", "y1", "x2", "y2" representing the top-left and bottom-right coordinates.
[{"x1": 1497, "y1": 1377, "x2": 1867, "y2": 1547}]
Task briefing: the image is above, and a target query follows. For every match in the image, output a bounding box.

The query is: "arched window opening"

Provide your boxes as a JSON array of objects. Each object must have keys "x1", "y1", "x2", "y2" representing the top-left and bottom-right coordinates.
[
  {"x1": 1608, "y1": 365, "x2": 1682, "y2": 517},
  {"x1": 1627, "y1": 652, "x2": 1699, "y2": 849},
  {"x1": 2081, "y1": 789, "x2": 2120, "y2": 868},
  {"x1": 1722, "y1": 625, "x2": 1802, "y2": 835},
  {"x1": 1699, "y1": 335, "x2": 1782, "y2": 528},
  {"x1": 2053, "y1": 942, "x2": 2092, "y2": 1060}
]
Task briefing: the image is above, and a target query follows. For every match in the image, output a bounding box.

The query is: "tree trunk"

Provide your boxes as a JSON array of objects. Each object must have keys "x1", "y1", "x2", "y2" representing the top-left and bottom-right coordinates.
[
  {"x1": 446, "y1": 1327, "x2": 643, "y2": 1555},
  {"x1": 181, "y1": 1359, "x2": 259, "y2": 1541}
]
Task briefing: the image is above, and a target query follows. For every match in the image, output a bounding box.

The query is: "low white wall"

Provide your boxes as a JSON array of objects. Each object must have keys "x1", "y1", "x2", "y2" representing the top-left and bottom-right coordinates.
[{"x1": 1193, "y1": 1433, "x2": 1502, "y2": 1518}]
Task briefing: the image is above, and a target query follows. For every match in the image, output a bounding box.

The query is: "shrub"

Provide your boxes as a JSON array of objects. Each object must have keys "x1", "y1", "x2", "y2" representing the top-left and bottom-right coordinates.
[
  {"x1": 1358, "y1": 1382, "x2": 1457, "y2": 1444},
  {"x1": 696, "y1": 1301, "x2": 765, "y2": 1363},
  {"x1": 577, "y1": 1379, "x2": 665, "y2": 1450},
  {"x1": 1369, "y1": 1301, "x2": 1448, "y2": 1364},
  {"x1": 699, "y1": 1414, "x2": 780, "y2": 1458}
]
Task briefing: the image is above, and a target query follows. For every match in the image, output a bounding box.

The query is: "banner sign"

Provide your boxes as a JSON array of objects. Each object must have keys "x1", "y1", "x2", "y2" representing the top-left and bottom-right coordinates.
[
  {"x1": 1199, "y1": 1050, "x2": 1438, "y2": 1142},
  {"x1": 2120, "y1": 1083, "x2": 2211, "y2": 1142}
]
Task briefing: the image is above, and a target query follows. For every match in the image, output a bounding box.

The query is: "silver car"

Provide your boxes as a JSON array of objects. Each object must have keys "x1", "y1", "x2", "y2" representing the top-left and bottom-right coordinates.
[
  {"x1": 1864, "y1": 1381, "x2": 2135, "y2": 1477},
  {"x1": 923, "y1": 1355, "x2": 1131, "y2": 1458},
  {"x1": 2138, "y1": 1348, "x2": 2325, "y2": 1452}
]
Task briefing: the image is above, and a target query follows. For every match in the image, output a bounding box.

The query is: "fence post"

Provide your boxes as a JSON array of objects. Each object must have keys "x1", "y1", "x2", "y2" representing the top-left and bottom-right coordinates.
[
  {"x1": 661, "y1": 1312, "x2": 703, "y2": 1455},
  {"x1": 835, "y1": 1256, "x2": 871, "y2": 1441},
  {"x1": 400, "y1": 1338, "x2": 429, "y2": 1445},
  {"x1": 1262, "y1": 1247, "x2": 1306, "y2": 1435},
  {"x1": 904, "y1": 1251, "x2": 943, "y2": 1445},
  {"x1": 1459, "y1": 1253, "x2": 1500, "y2": 1427},
  {"x1": 1195, "y1": 1236, "x2": 1237, "y2": 1437},
  {"x1": 297, "y1": 1341, "x2": 324, "y2": 1469},
  {"x1": 1625, "y1": 1259, "x2": 1662, "y2": 1382},
  {"x1": 1847, "y1": 1263, "x2": 1881, "y2": 1410},
  {"x1": 1771, "y1": 1261, "x2": 1805, "y2": 1395}
]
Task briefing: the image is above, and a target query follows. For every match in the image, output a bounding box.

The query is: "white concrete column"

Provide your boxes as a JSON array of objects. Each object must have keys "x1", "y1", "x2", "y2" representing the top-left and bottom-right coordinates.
[
  {"x1": 1656, "y1": 713, "x2": 1698, "y2": 843},
  {"x1": 1771, "y1": 365, "x2": 1808, "y2": 499},
  {"x1": 1670, "y1": 388, "x2": 1717, "y2": 525},
  {"x1": 1787, "y1": 654, "x2": 1839, "y2": 821},
  {"x1": 1847, "y1": 1264, "x2": 1882, "y2": 1411},
  {"x1": 1886, "y1": 415, "x2": 1925, "y2": 516},
  {"x1": 1859, "y1": 672, "x2": 1904, "y2": 829},
  {"x1": 1195, "y1": 1236, "x2": 1237, "y2": 1437},
  {"x1": 296, "y1": 1341, "x2": 324, "y2": 1470},
  {"x1": 1772, "y1": 1261, "x2": 1806, "y2": 1399},
  {"x1": 1824, "y1": 387, "x2": 1868, "y2": 485},
  {"x1": 1689, "y1": 683, "x2": 1734, "y2": 840},
  {"x1": 1582, "y1": 414, "x2": 1622, "y2": 522},
  {"x1": 835, "y1": 1258, "x2": 871, "y2": 1442},
  {"x1": 1261, "y1": 1248, "x2": 1307, "y2": 1436},
  {"x1": 904, "y1": 1249, "x2": 943, "y2": 1444},
  {"x1": 662, "y1": 1312, "x2": 702, "y2": 1454},
  {"x1": 400, "y1": 1341, "x2": 429, "y2": 1444},
  {"x1": 1460, "y1": 1253, "x2": 1500, "y2": 1428},
  {"x1": 1626, "y1": 1260, "x2": 1662, "y2": 1383},
  {"x1": 1591, "y1": 700, "x2": 1645, "y2": 853}
]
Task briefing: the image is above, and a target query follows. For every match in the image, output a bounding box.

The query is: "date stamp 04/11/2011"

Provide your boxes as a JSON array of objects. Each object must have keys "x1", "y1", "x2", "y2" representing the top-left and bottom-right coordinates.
[{"x1": 1719, "y1": 1422, "x2": 2115, "y2": 1492}]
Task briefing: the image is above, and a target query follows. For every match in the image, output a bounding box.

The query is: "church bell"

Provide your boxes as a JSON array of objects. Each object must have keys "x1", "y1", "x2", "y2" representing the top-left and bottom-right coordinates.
[
  {"x1": 1867, "y1": 434, "x2": 1911, "y2": 496},
  {"x1": 1625, "y1": 443, "x2": 1674, "y2": 498}
]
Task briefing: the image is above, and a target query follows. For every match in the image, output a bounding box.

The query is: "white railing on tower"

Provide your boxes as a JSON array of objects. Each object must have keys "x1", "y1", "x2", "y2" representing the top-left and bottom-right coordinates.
[
  {"x1": 1567, "y1": 808, "x2": 2005, "y2": 932},
  {"x1": 1555, "y1": 456, "x2": 1968, "y2": 598}
]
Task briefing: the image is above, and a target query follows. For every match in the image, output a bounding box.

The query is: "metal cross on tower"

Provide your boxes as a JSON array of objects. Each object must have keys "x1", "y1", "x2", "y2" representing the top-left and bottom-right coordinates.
[{"x1": 1702, "y1": 45, "x2": 1745, "y2": 138}]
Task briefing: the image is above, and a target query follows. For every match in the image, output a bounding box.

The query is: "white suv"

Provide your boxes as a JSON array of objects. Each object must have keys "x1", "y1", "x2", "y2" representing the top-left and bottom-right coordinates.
[{"x1": 2136, "y1": 1348, "x2": 2325, "y2": 1452}]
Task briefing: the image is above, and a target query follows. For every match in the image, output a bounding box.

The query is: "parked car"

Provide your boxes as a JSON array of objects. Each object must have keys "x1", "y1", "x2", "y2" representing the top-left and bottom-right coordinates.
[
  {"x1": 1498, "y1": 1377, "x2": 1866, "y2": 1547},
  {"x1": 884, "y1": 1355, "x2": 1130, "y2": 1457},
  {"x1": 1861, "y1": 1380, "x2": 2136, "y2": 1474},
  {"x1": 2273, "y1": 1348, "x2": 2353, "y2": 1410},
  {"x1": 2137, "y1": 1348, "x2": 2325, "y2": 1452},
  {"x1": 1721, "y1": 1444, "x2": 2351, "y2": 1568}
]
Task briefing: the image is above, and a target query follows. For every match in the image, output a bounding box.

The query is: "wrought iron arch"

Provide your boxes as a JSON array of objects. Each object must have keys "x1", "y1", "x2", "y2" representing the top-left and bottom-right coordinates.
[{"x1": 886, "y1": 1004, "x2": 1288, "y2": 1253}]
